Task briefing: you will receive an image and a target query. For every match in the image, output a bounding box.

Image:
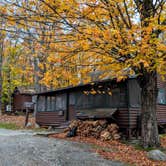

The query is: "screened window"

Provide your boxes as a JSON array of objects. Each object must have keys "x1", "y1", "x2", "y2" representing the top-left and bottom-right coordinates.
[
  {"x1": 46, "y1": 96, "x2": 51, "y2": 111},
  {"x1": 55, "y1": 94, "x2": 67, "y2": 111},
  {"x1": 51, "y1": 96, "x2": 56, "y2": 111},
  {"x1": 94, "y1": 94, "x2": 106, "y2": 108},
  {"x1": 69, "y1": 92, "x2": 76, "y2": 105},
  {"x1": 46, "y1": 96, "x2": 56, "y2": 111},
  {"x1": 107, "y1": 88, "x2": 120, "y2": 107},
  {"x1": 128, "y1": 79, "x2": 141, "y2": 107},
  {"x1": 37, "y1": 96, "x2": 46, "y2": 112},
  {"x1": 158, "y1": 89, "x2": 166, "y2": 104},
  {"x1": 74, "y1": 86, "x2": 127, "y2": 109}
]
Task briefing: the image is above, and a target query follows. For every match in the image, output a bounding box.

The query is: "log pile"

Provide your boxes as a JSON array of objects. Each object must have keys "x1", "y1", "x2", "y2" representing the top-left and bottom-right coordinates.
[{"x1": 64, "y1": 120, "x2": 120, "y2": 141}]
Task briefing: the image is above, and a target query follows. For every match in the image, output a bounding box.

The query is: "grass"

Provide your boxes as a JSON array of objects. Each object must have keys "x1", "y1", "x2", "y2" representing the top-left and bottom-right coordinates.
[
  {"x1": 32, "y1": 127, "x2": 47, "y2": 132},
  {"x1": 0, "y1": 123, "x2": 19, "y2": 130},
  {"x1": 122, "y1": 137, "x2": 166, "y2": 152},
  {"x1": 160, "y1": 134, "x2": 166, "y2": 138}
]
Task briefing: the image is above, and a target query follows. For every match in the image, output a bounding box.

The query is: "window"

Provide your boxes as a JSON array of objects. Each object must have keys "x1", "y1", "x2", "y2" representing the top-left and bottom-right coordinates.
[
  {"x1": 55, "y1": 94, "x2": 67, "y2": 111},
  {"x1": 51, "y1": 96, "x2": 56, "y2": 111},
  {"x1": 128, "y1": 79, "x2": 141, "y2": 107},
  {"x1": 69, "y1": 92, "x2": 76, "y2": 105},
  {"x1": 37, "y1": 96, "x2": 46, "y2": 112},
  {"x1": 94, "y1": 94, "x2": 106, "y2": 108},
  {"x1": 72, "y1": 85, "x2": 127, "y2": 109},
  {"x1": 46, "y1": 96, "x2": 51, "y2": 111},
  {"x1": 46, "y1": 96, "x2": 56, "y2": 111},
  {"x1": 107, "y1": 88, "x2": 120, "y2": 107},
  {"x1": 158, "y1": 89, "x2": 166, "y2": 104}
]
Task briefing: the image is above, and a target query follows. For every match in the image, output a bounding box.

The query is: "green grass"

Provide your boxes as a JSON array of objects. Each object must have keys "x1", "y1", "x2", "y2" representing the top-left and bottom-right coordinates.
[
  {"x1": 32, "y1": 128, "x2": 47, "y2": 132},
  {"x1": 133, "y1": 144, "x2": 156, "y2": 151},
  {"x1": 122, "y1": 138, "x2": 166, "y2": 152},
  {"x1": 160, "y1": 134, "x2": 166, "y2": 138},
  {"x1": 0, "y1": 123, "x2": 19, "y2": 130}
]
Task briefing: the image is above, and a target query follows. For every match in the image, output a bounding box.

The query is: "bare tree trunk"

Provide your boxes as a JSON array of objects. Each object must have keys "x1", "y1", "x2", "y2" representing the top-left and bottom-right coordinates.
[
  {"x1": 141, "y1": 71, "x2": 160, "y2": 148},
  {"x1": 0, "y1": 32, "x2": 4, "y2": 115},
  {"x1": 34, "y1": 57, "x2": 41, "y2": 93}
]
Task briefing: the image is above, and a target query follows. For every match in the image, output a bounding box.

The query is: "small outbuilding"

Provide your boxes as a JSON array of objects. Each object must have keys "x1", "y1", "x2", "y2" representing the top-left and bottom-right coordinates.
[{"x1": 12, "y1": 87, "x2": 34, "y2": 112}]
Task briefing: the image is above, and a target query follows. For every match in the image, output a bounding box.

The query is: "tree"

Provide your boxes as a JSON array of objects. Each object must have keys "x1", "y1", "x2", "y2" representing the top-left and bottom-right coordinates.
[
  {"x1": 0, "y1": 31, "x2": 5, "y2": 115},
  {"x1": 0, "y1": 7, "x2": 7, "y2": 114},
  {"x1": 1, "y1": 0, "x2": 165, "y2": 147}
]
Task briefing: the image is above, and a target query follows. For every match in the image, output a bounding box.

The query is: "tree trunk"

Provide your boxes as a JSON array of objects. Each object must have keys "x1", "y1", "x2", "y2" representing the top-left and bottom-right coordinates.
[
  {"x1": 34, "y1": 57, "x2": 41, "y2": 93},
  {"x1": 141, "y1": 71, "x2": 160, "y2": 148},
  {"x1": 0, "y1": 57, "x2": 2, "y2": 116},
  {"x1": 0, "y1": 32, "x2": 4, "y2": 116}
]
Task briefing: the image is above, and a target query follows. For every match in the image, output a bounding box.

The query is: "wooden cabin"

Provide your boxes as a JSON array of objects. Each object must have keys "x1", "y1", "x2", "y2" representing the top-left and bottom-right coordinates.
[
  {"x1": 12, "y1": 93, "x2": 34, "y2": 112},
  {"x1": 157, "y1": 76, "x2": 166, "y2": 126},
  {"x1": 35, "y1": 77, "x2": 166, "y2": 137}
]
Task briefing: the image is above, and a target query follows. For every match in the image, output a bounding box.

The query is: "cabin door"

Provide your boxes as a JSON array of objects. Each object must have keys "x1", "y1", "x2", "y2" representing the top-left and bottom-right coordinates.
[{"x1": 68, "y1": 105, "x2": 75, "y2": 121}]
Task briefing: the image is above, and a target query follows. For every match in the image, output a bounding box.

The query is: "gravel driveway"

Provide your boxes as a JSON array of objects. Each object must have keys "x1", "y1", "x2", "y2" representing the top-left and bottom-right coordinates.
[{"x1": 0, "y1": 129, "x2": 124, "y2": 166}]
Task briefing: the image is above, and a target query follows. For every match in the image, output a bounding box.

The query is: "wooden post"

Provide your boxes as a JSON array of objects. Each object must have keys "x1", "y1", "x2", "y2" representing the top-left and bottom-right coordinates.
[
  {"x1": 24, "y1": 102, "x2": 33, "y2": 127},
  {"x1": 25, "y1": 108, "x2": 29, "y2": 127}
]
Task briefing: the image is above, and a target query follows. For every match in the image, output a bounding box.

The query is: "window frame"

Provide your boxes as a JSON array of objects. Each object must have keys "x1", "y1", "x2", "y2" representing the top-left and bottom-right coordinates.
[{"x1": 157, "y1": 88, "x2": 166, "y2": 105}]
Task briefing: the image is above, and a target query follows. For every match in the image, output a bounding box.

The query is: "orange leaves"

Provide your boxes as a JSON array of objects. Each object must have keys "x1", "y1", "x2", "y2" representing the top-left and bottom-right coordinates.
[
  {"x1": 51, "y1": 135, "x2": 166, "y2": 166},
  {"x1": 90, "y1": 88, "x2": 97, "y2": 95},
  {"x1": 0, "y1": 115, "x2": 35, "y2": 129},
  {"x1": 1, "y1": 0, "x2": 165, "y2": 89},
  {"x1": 116, "y1": 75, "x2": 127, "y2": 82},
  {"x1": 0, "y1": 6, "x2": 7, "y2": 14},
  {"x1": 138, "y1": 59, "x2": 150, "y2": 68}
]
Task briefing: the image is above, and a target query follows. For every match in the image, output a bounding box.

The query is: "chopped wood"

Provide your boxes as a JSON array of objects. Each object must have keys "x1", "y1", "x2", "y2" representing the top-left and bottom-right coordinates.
[
  {"x1": 100, "y1": 131, "x2": 112, "y2": 141},
  {"x1": 65, "y1": 120, "x2": 120, "y2": 141}
]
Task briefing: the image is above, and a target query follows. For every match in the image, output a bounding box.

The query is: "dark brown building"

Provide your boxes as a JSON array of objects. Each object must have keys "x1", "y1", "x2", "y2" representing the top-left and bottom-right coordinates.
[
  {"x1": 35, "y1": 77, "x2": 166, "y2": 137},
  {"x1": 12, "y1": 93, "x2": 34, "y2": 112}
]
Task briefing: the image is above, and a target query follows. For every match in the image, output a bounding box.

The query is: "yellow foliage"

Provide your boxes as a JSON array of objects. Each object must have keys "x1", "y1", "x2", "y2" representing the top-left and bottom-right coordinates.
[{"x1": 0, "y1": 0, "x2": 165, "y2": 90}]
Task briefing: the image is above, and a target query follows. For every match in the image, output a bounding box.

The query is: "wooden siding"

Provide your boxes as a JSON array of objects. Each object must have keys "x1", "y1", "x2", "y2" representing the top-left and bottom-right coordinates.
[
  {"x1": 129, "y1": 108, "x2": 141, "y2": 128},
  {"x1": 113, "y1": 108, "x2": 141, "y2": 138},
  {"x1": 157, "y1": 75, "x2": 166, "y2": 124},
  {"x1": 36, "y1": 112, "x2": 66, "y2": 126},
  {"x1": 115, "y1": 108, "x2": 129, "y2": 128},
  {"x1": 157, "y1": 105, "x2": 166, "y2": 124},
  {"x1": 157, "y1": 75, "x2": 166, "y2": 88},
  {"x1": 13, "y1": 94, "x2": 32, "y2": 111}
]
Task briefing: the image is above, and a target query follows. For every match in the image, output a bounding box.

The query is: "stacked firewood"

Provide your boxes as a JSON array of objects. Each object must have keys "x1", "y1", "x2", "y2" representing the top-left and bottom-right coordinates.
[{"x1": 64, "y1": 120, "x2": 120, "y2": 141}]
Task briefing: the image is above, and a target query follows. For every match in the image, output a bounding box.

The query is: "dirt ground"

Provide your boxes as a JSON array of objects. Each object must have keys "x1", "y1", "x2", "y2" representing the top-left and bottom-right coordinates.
[
  {"x1": 1, "y1": 115, "x2": 166, "y2": 166},
  {"x1": 0, "y1": 114, "x2": 35, "y2": 128},
  {"x1": 0, "y1": 129, "x2": 124, "y2": 166},
  {"x1": 50, "y1": 133, "x2": 166, "y2": 166}
]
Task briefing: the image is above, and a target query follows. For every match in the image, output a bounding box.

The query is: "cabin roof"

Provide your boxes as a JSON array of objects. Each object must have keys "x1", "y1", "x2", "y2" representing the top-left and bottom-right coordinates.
[
  {"x1": 35, "y1": 76, "x2": 137, "y2": 96},
  {"x1": 34, "y1": 79, "x2": 113, "y2": 95}
]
